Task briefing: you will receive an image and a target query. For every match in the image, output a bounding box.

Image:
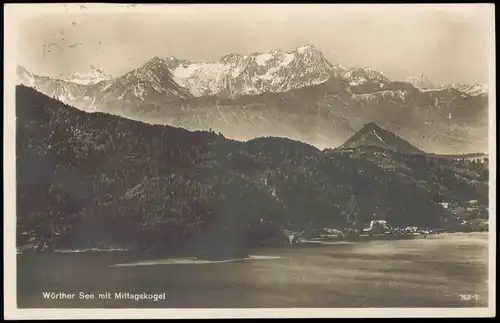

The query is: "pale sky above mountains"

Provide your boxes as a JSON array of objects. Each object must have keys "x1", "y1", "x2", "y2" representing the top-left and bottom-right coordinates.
[{"x1": 15, "y1": 4, "x2": 493, "y2": 85}]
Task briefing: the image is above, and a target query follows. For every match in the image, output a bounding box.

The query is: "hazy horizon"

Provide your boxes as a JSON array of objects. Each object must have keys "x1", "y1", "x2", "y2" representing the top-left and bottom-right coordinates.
[{"x1": 15, "y1": 4, "x2": 493, "y2": 85}]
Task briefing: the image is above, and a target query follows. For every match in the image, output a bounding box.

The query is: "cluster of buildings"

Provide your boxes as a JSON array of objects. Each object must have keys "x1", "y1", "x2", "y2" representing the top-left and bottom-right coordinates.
[{"x1": 283, "y1": 217, "x2": 436, "y2": 244}]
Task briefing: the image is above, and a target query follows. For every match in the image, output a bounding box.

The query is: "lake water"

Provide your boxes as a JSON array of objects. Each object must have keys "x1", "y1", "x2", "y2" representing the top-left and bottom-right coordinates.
[{"x1": 17, "y1": 233, "x2": 489, "y2": 308}]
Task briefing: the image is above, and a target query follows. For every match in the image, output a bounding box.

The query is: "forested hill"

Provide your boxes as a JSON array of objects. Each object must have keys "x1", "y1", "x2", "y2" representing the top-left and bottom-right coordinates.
[
  {"x1": 16, "y1": 85, "x2": 488, "y2": 255},
  {"x1": 15, "y1": 85, "x2": 314, "y2": 254}
]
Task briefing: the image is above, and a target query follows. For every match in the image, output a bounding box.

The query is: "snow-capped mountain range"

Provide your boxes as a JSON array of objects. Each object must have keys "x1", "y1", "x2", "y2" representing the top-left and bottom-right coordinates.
[
  {"x1": 66, "y1": 66, "x2": 113, "y2": 85},
  {"x1": 16, "y1": 44, "x2": 489, "y2": 154},
  {"x1": 443, "y1": 83, "x2": 489, "y2": 96},
  {"x1": 17, "y1": 44, "x2": 488, "y2": 106},
  {"x1": 407, "y1": 73, "x2": 488, "y2": 96},
  {"x1": 140, "y1": 44, "x2": 344, "y2": 98}
]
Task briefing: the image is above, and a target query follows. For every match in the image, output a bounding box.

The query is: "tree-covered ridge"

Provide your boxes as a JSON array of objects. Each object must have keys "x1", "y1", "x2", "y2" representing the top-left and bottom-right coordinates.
[
  {"x1": 16, "y1": 86, "x2": 292, "y2": 254},
  {"x1": 16, "y1": 85, "x2": 488, "y2": 255}
]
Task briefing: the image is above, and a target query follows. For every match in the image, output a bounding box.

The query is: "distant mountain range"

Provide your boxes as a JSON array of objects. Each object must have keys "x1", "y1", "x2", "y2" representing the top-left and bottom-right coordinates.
[
  {"x1": 16, "y1": 44, "x2": 489, "y2": 154},
  {"x1": 407, "y1": 72, "x2": 488, "y2": 96},
  {"x1": 66, "y1": 66, "x2": 113, "y2": 85}
]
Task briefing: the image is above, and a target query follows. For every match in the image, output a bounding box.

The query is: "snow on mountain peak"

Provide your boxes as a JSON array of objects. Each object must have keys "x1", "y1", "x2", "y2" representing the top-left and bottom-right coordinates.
[
  {"x1": 444, "y1": 83, "x2": 488, "y2": 96},
  {"x1": 163, "y1": 45, "x2": 336, "y2": 98},
  {"x1": 296, "y1": 44, "x2": 317, "y2": 53},
  {"x1": 219, "y1": 53, "x2": 244, "y2": 64},
  {"x1": 408, "y1": 73, "x2": 488, "y2": 96},
  {"x1": 407, "y1": 73, "x2": 436, "y2": 89},
  {"x1": 255, "y1": 53, "x2": 274, "y2": 66},
  {"x1": 343, "y1": 67, "x2": 390, "y2": 87},
  {"x1": 17, "y1": 65, "x2": 36, "y2": 86},
  {"x1": 67, "y1": 67, "x2": 112, "y2": 85}
]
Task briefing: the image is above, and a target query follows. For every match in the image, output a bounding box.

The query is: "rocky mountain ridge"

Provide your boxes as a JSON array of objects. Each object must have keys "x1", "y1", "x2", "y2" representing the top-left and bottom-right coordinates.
[
  {"x1": 407, "y1": 72, "x2": 488, "y2": 96},
  {"x1": 16, "y1": 44, "x2": 489, "y2": 154}
]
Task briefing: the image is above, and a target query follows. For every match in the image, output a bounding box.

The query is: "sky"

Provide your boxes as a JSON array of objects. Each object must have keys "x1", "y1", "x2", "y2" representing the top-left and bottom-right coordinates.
[{"x1": 15, "y1": 4, "x2": 494, "y2": 85}]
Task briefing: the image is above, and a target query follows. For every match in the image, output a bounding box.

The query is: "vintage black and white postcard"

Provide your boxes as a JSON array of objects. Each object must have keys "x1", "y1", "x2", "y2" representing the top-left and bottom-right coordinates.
[{"x1": 4, "y1": 3, "x2": 496, "y2": 319}]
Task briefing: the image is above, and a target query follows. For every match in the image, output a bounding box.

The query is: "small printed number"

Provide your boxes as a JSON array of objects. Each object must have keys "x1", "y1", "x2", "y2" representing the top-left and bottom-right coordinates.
[{"x1": 460, "y1": 294, "x2": 479, "y2": 301}]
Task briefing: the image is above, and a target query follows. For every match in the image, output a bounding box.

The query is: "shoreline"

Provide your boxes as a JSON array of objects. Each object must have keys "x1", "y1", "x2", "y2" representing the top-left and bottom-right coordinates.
[
  {"x1": 109, "y1": 255, "x2": 285, "y2": 267},
  {"x1": 16, "y1": 231, "x2": 488, "y2": 257}
]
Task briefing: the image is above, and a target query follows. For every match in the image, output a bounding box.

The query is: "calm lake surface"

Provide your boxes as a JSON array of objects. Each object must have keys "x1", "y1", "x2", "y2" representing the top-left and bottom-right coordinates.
[{"x1": 17, "y1": 233, "x2": 489, "y2": 308}]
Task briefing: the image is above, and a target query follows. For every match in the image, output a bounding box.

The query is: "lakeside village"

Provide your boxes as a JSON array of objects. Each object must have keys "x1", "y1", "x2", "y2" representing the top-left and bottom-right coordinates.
[
  {"x1": 17, "y1": 198, "x2": 487, "y2": 255},
  {"x1": 283, "y1": 199, "x2": 489, "y2": 244}
]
